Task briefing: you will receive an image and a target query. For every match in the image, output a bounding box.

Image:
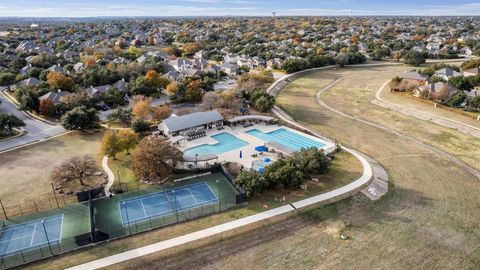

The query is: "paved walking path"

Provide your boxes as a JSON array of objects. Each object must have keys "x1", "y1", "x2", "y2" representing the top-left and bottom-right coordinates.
[
  {"x1": 313, "y1": 73, "x2": 480, "y2": 180},
  {"x1": 373, "y1": 80, "x2": 480, "y2": 138},
  {"x1": 102, "y1": 156, "x2": 115, "y2": 196}
]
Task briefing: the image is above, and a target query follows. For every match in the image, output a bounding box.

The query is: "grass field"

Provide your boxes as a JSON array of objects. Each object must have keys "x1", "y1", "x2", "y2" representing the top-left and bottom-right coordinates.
[
  {"x1": 0, "y1": 131, "x2": 104, "y2": 204},
  {"x1": 104, "y1": 64, "x2": 480, "y2": 269}
]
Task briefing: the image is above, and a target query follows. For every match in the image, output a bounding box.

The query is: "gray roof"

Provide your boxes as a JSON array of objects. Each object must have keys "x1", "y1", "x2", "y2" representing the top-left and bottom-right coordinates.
[
  {"x1": 163, "y1": 110, "x2": 223, "y2": 132},
  {"x1": 228, "y1": 115, "x2": 274, "y2": 123},
  {"x1": 401, "y1": 71, "x2": 428, "y2": 81},
  {"x1": 435, "y1": 68, "x2": 461, "y2": 77}
]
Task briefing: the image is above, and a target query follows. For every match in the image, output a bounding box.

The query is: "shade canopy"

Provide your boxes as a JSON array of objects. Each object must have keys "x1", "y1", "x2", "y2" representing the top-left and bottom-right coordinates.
[{"x1": 255, "y1": 145, "x2": 269, "y2": 152}]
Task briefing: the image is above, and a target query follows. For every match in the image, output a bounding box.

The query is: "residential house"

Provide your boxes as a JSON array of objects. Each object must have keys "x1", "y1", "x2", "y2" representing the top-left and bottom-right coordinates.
[
  {"x1": 434, "y1": 68, "x2": 461, "y2": 81},
  {"x1": 220, "y1": 63, "x2": 239, "y2": 76},
  {"x1": 463, "y1": 67, "x2": 480, "y2": 77},
  {"x1": 83, "y1": 85, "x2": 111, "y2": 99},
  {"x1": 15, "y1": 77, "x2": 41, "y2": 89},
  {"x1": 414, "y1": 82, "x2": 459, "y2": 100},
  {"x1": 39, "y1": 90, "x2": 74, "y2": 105},
  {"x1": 113, "y1": 79, "x2": 129, "y2": 92},
  {"x1": 400, "y1": 71, "x2": 429, "y2": 86}
]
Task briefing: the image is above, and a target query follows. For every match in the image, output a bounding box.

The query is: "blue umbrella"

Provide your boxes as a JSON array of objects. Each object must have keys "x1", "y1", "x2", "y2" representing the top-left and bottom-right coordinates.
[
  {"x1": 257, "y1": 167, "x2": 265, "y2": 173},
  {"x1": 255, "y1": 145, "x2": 269, "y2": 152},
  {"x1": 263, "y1": 157, "x2": 271, "y2": 163},
  {"x1": 239, "y1": 150, "x2": 243, "y2": 158}
]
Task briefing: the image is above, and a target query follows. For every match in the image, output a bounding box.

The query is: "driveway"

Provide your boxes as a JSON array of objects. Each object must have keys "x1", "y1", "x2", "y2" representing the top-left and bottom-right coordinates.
[{"x1": 0, "y1": 92, "x2": 66, "y2": 153}]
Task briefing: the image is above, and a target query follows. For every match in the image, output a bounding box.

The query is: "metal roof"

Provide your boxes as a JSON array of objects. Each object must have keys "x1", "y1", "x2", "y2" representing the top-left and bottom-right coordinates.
[
  {"x1": 227, "y1": 115, "x2": 274, "y2": 122},
  {"x1": 162, "y1": 110, "x2": 223, "y2": 132}
]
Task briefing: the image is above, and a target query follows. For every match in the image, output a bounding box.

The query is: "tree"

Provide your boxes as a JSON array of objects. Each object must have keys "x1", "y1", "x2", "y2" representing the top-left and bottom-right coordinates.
[
  {"x1": 108, "y1": 107, "x2": 132, "y2": 125},
  {"x1": 15, "y1": 88, "x2": 40, "y2": 112},
  {"x1": 293, "y1": 148, "x2": 331, "y2": 175},
  {"x1": 117, "y1": 129, "x2": 138, "y2": 154},
  {"x1": 265, "y1": 158, "x2": 304, "y2": 190},
  {"x1": 47, "y1": 72, "x2": 74, "y2": 91},
  {"x1": 101, "y1": 130, "x2": 123, "y2": 160},
  {"x1": 39, "y1": 98, "x2": 56, "y2": 117},
  {"x1": 183, "y1": 42, "x2": 202, "y2": 56},
  {"x1": 282, "y1": 58, "x2": 308, "y2": 73},
  {"x1": 145, "y1": 70, "x2": 169, "y2": 88},
  {"x1": 132, "y1": 119, "x2": 151, "y2": 134},
  {"x1": 104, "y1": 87, "x2": 126, "y2": 107},
  {"x1": 129, "y1": 76, "x2": 159, "y2": 96},
  {"x1": 470, "y1": 96, "x2": 480, "y2": 108},
  {"x1": 403, "y1": 50, "x2": 426, "y2": 66},
  {"x1": 50, "y1": 156, "x2": 99, "y2": 187},
  {"x1": 202, "y1": 92, "x2": 220, "y2": 110},
  {"x1": 185, "y1": 80, "x2": 203, "y2": 102},
  {"x1": 61, "y1": 106, "x2": 99, "y2": 131},
  {"x1": 0, "y1": 113, "x2": 25, "y2": 135},
  {"x1": 249, "y1": 89, "x2": 275, "y2": 112},
  {"x1": 151, "y1": 105, "x2": 172, "y2": 121},
  {"x1": 131, "y1": 96, "x2": 151, "y2": 120},
  {"x1": 0, "y1": 72, "x2": 16, "y2": 86},
  {"x1": 166, "y1": 81, "x2": 180, "y2": 96},
  {"x1": 132, "y1": 137, "x2": 182, "y2": 183},
  {"x1": 235, "y1": 170, "x2": 268, "y2": 197},
  {"x1": 446, "y1": 92, "x2": 467, "y2": 108}
]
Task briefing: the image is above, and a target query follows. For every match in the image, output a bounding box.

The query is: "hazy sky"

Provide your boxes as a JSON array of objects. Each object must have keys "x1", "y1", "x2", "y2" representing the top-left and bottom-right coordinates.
[{"x1": 1, "y1": 0, "x2": 480, "y2": 17}]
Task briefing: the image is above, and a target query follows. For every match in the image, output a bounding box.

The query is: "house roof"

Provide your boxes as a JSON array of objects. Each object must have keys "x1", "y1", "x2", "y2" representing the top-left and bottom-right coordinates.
[
  {"x1": 464, "y1": 67, "x2": 480, "y2": 75},
  {"x1": 39, "y1": 91, "x2": 73, "y2": 104},
  {"x1": 162, "y1": 110, "x2": 223, "y2": 132},
  {"x1": 401, "y1": 71, "x2": 428, "y2": 81},
  {"x1": 435, "y1": 68, "x2": 461, "y2": 77}
]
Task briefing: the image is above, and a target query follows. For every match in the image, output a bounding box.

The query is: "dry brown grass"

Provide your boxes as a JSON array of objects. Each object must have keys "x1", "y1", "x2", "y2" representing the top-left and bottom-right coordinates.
[
  {"x1": 0, "y1": 131, "x2": 104, "y2": 204},
  {"x1": 107, "y1": 65, "x2": 480, "y2": 269}
]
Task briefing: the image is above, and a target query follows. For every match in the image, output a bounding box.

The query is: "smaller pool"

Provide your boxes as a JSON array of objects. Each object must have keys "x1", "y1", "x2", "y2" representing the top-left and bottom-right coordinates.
[
  {"x1": 246, "y1": 128, "x2": 326, "y2": 152},
  {"x1": 184, "y1": 132, "x2": 248, "y2": 156}
]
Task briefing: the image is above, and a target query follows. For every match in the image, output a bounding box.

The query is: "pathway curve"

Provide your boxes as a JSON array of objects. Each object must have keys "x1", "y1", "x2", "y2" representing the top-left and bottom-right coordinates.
[
  {"x1": 102, "y1": 156, "x2": 115, "y2": 196},
  {"x1": 314, "y1": 76, "x2": 480, "y2": 180},
  {"x1": 373, "y1": 81, "x2": 480, "y2": 138}
]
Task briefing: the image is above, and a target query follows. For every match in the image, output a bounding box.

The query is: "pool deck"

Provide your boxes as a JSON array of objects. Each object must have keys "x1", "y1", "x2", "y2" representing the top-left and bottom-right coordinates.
[{"x1": 179, "y1": 124, "x2": 336, "y2": 169}]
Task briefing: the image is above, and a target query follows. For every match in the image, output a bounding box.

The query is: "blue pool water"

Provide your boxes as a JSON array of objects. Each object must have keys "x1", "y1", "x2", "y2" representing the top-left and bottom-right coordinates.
[
  {"x1": 183, "y1": 132, "x2": 248, "y2": 156},
  {"x1": 246, "y1": 128, "x2": 326, "y2": 151}
]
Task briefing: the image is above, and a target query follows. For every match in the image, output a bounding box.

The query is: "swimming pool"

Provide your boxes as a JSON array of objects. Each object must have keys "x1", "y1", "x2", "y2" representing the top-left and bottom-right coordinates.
[
  {"x1": 183, "y1": 132, "x2": 248, "y2": 156},
  {"x1": 246, "y1": 128, "x2": 326, "y2": 151}
]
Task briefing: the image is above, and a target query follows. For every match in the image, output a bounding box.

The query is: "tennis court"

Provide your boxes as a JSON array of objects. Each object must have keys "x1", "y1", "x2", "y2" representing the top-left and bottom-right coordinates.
[
  {"x1": 0, "y1": 215, "x2": 63, "y2": 257},
  {"x1": 119, "y1": 182, "x2": 218, "y2": 225}
]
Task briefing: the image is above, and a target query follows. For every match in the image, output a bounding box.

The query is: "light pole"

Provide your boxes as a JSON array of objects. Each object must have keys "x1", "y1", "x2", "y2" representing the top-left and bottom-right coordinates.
[
  {"x1": 122, "y1": 202, "x2": 131, "y2": 234},
  {"x1": 195, "y1": 154, "x2": 198, "y2": 169},
  {"x1": 41, "y1": 220, "x2": 54, "y2": 255},
  {"x1": 172, "y1": 190, "x2": 178, "y2": 222},
  {"x1": 216, "y1": 179, "x2": 220, "y2": 210},
  {"x1": 50, "y1": 182, "x2": 59, "y2": 208}
]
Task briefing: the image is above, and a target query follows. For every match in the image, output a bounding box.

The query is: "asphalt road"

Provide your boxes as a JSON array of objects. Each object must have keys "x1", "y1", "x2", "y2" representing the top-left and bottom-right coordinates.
[{"x1": 0, "y1": 93, "x2": 66, "y2": 153}]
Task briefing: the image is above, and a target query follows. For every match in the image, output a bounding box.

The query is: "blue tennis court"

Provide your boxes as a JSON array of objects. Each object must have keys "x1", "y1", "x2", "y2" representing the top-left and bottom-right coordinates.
[
  {"x1": 0, "y1": 215, "x2": 63, "y2": 257},
  {"x1": 119, "y1": 182, "x2": 218, "y2": 225}
]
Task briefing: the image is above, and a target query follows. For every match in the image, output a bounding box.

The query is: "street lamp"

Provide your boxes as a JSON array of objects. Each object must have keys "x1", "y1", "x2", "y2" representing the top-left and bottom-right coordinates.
[
  {"x1": 172, "y1": 190, "x2": 178, "y2": 222},
  {"x1": 216, "y1": 179, "x2": 220, "y2": 210},
  {"x1": 195, "y1": 154, "x2": 198, "y2": 168},
  {"x1": 122, "y1": 202, "x2": 131, "y2": 234},
  {"x1": 41, "y1": 220, "x2": 54, "y2": 255},
  {"x1": 50, "y1": 182, "x2": 59, "y2": 208}
]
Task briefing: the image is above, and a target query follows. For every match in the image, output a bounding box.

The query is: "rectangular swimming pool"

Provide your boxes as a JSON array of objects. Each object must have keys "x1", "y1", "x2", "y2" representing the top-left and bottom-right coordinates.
[
  {"x1": 246, "y1": 128, "x2": 326, "y2": 152},
  {"x1": 183, "y1": 132, "x2": 248, "y2": 156}
]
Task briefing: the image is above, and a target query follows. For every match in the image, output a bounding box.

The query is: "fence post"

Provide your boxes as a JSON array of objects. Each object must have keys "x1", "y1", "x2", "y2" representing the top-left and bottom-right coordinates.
[
  {"x1": 33, "y1": 201, "x2": 38, "y2": 212},
  {"x1": 50, "y1": 182, "x2": 59, "y2": 208},
  {"x1": 0, "y1": 199, "x2": 7, "y2": 220}
]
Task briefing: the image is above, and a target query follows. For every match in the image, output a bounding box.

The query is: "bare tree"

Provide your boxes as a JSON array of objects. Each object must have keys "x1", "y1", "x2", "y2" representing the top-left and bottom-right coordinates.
[
  {"x1": 50, "y1": 156, "x2": 99, "y2": 187},
  {"x1": 132, "y1": 137, "x2": 182, "y2": 183}
]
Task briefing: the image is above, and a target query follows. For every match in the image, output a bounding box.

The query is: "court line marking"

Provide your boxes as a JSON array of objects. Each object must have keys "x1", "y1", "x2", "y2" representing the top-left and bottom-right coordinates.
[
  {"x1": 140, "y1": 200, "x2": 148, "y2": 219},
  {"x1": 119, "y1": 182, "x2": 208, "y2": 205},
  {"x1": 29, "y1": 223, "x2": 37, "y2": 247}
]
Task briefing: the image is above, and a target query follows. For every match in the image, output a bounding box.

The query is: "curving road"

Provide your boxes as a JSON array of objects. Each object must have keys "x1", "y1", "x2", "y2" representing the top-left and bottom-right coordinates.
[
  {"x1": 0, "y1": 91, "x2": 66, "y2": 153},
  {"x1": 373, "y1": 80, "x2": 480, "y2": 138},
  {"x1": 314, "y1": 76, "x2": 480, "y2": 180}
]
